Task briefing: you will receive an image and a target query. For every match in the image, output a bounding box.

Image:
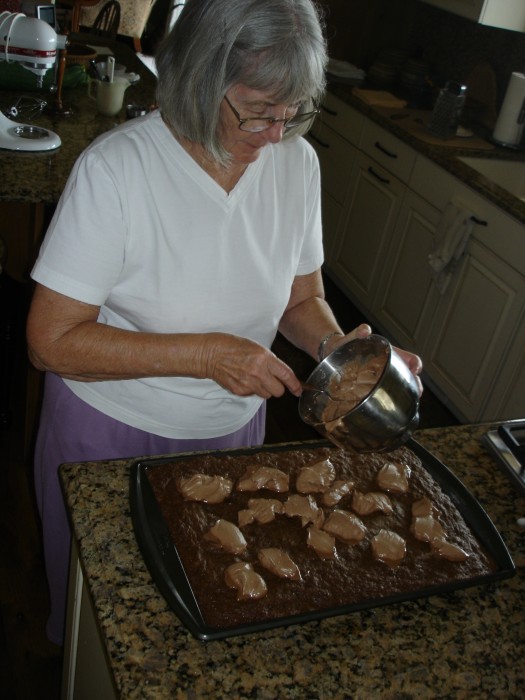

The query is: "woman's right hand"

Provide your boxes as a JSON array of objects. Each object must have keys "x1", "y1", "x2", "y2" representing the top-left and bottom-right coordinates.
[{"x1": 202, "y1": 333, "x2": 302, "y2": 399}]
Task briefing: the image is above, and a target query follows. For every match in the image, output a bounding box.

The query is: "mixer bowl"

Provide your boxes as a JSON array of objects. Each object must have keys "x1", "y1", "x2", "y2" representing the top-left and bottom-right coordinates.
[{"x1": 299, "y1": 335, "x2": 420, "y2": 453}]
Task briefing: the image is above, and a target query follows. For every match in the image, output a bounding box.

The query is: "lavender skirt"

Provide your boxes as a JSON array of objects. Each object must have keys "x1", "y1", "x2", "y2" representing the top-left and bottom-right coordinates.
[{"x1": 34, "y1": 372, "x2": 266, "y2": 645}]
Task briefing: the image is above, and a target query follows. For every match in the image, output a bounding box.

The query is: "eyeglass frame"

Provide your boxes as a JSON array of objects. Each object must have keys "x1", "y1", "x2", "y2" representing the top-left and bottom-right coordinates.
[{"x1": 223, "y1": 94, "x2": 319, "y2": 132}]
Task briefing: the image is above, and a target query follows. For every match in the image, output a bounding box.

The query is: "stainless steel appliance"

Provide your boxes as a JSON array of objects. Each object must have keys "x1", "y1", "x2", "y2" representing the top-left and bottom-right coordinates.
[{"x1": 482, "y1": 420, "x2": 525, "y2": 494}]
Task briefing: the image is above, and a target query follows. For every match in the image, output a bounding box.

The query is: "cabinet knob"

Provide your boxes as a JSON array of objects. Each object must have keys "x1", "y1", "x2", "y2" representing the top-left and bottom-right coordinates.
[
  {"x1": 309, "y1": 132, "x2": 329, "y2": 148},
  {"x1": 374, "y1": 141, "x2": 398, "y2": 159},
  {"x1": 368, "y1": 166, "x2": 390, "y2": 185},
  {"x1": 470, "y1": 215, "x2": 488, "y2": 226},
  {"x1": 321, "y1": 104, "x2": 337, "y2": 117}
]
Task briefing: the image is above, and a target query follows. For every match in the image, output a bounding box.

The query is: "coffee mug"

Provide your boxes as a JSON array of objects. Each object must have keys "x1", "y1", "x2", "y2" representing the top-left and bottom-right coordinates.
[{"x1": 88, "y1": 77, "x2": 130, "y2": 117}]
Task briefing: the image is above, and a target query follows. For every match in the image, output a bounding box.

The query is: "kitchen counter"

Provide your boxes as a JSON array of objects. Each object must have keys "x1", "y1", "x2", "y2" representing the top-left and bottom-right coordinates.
[
  {"x1": 328, "y1": 82, "x2": 525, "y2": 226},
  {"x1": 60, "y1": 423, "x2": 524, "y2": 699},
  {"x1": 0, "y1": 37, "x2": 157, "y2": 204}
]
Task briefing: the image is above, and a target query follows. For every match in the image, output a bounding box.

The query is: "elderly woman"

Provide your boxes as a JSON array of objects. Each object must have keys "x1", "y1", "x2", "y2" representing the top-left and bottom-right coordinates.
[{"x1": 27, "y1": 0, "x2": 422, "y2": 645}]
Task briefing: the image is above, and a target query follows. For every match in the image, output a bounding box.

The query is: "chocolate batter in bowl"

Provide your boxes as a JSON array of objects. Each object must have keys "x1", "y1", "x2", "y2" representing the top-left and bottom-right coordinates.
[{"x1": 299, "y1": 335, "x2": 420, "y2": 453}]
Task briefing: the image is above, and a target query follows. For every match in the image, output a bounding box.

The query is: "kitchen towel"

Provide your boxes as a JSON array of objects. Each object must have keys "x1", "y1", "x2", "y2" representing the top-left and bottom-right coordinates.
[{"x1": 428, "y1": 201, "x2": 475, "y2": 294}]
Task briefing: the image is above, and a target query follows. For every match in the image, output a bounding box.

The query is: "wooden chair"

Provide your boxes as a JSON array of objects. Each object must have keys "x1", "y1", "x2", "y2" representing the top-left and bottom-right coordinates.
[
  {"x1": 92, "y1": 0, "x2": 121, "y2": 38},
  {"x1": 80, "y1": 0, "x2": 155, "y2": 53}
]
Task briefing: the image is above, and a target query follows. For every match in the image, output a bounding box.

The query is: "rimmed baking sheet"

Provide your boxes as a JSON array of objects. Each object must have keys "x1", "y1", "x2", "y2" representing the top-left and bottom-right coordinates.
[{"x1": 130, "y1": 440, "x2": 515, "y2": 641}]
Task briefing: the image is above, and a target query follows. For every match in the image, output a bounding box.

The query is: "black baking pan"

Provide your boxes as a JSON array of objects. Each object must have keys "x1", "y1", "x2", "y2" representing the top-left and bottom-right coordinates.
[{"x1": 129, "y1": 439, "x2": 515, "y2": 641}]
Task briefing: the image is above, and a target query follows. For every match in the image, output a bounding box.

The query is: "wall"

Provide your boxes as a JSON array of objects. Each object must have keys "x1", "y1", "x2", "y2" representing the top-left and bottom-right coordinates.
[{"x1": 320, "y1": 0, "x2": 525, "y2": 113}]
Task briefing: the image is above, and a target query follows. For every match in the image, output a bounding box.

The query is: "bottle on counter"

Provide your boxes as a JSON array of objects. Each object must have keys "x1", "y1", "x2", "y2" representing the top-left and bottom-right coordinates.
[{"x1": 428, "y1": 81, "x2": 467, "y2": 139}]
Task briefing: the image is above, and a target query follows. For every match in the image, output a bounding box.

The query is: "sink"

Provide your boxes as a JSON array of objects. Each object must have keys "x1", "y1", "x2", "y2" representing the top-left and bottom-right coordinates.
[{"x1": 458, "y1": 156, "x2": 525, "y2": 201}]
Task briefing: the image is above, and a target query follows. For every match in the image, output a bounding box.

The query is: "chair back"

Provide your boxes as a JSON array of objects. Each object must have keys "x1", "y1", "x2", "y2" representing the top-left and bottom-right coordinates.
[{"x1": 92, "y1": 0, "x2": 121, "y2": 38}]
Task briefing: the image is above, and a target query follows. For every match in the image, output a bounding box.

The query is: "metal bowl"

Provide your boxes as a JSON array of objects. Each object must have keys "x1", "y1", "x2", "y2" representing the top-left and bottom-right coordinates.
[{"x1": 299, "y1": 334, "x2": 420, "y2": 453}]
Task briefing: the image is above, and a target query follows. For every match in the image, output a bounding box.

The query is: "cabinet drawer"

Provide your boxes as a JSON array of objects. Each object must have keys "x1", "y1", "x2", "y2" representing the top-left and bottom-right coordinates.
[
  {"x1": 411, "y1": 156, "x2": 525, "y2": 275},
  {"x1": 360, "y1": 120, "x2": 416, "y2": 183},
  {"x1": 316, "y1": 92, "x2": 364, "y2": 147},
  {"x1": 307, "y1": 125, "x2": 357, "y2": 204}
]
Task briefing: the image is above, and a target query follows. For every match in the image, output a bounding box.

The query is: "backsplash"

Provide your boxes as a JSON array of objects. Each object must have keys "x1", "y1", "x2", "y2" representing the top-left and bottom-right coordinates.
[{"x1": 321, "y1": 0, "x2": 525, "y2": 112}]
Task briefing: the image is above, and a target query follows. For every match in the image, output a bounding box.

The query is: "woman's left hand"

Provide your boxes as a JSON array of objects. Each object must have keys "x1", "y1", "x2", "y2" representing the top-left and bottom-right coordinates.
[
  {"x1": 395, "y1": 347, "x2": 424, "y2": 396},
  {"x1": 321, "y1": 326, "x2": 423, "y2": 396}
]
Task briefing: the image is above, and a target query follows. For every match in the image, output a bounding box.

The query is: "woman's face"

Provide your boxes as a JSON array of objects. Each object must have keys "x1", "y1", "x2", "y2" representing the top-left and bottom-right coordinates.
[{"x1": 218, "y1": 84, "x2": 300, "y2": 165}]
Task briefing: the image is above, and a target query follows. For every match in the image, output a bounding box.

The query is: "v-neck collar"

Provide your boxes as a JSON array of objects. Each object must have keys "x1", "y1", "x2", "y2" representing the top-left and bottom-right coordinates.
[{"x1": 156, "y1": 116, "x2": 266, "y2": 207}]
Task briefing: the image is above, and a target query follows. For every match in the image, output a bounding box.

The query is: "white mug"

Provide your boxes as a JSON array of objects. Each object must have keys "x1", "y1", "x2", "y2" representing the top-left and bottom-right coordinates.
[{"x1": 88, "y1": 77, "x2": 130, "y2": 117}]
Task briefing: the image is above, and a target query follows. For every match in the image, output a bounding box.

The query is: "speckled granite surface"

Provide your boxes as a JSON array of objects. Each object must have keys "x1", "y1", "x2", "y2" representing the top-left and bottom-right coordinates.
[
  {"x1": 0, "y1": 39, "x2": 157, "y2": 204},
  {"x1": 329, "y1": 82, "x2": 525, "y2": 226},
  {"x1": 60, "y1": 423, "x2": 524, "y2": 699},
  {"x1": 2, "y1": 63, "x2": 524, "y2": 230}
]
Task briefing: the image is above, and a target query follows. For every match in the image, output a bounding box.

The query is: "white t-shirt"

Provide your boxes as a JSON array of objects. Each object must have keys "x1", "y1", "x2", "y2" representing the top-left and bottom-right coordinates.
[{"x1": 31, "y1": 110, "x2": 324, "y2": 438}]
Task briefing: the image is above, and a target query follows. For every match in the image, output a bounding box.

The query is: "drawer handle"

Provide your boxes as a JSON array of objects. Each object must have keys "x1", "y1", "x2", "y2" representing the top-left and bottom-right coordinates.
[
  {"x1": 309, "y1": 132, "x2": 329, "y2": 148},
  {"x1": 321, "y1": 104, "x2": 337, "y2": 116},
  {"x1": 470, "y1": 215, "x2": 488, "y2": 226},
  {"x1": 374, "y1": 141, "x2": 398, "y2": 159},
  {"x1": 368, "y1": 166, "x2": 390, "y2": 184}
]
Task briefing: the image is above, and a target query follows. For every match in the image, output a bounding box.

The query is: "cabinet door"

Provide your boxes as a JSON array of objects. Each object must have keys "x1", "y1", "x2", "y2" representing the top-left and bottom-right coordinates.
[
  {"x1": 481, "y1": 317, "x2": 525, "y2": 420},
  {"x1": 491, "y1": 358, "x2": 525, "y2": 420},
  {"x1": 373, "y1": 191, "x2": 441, "y2": 352},
  {"x1": 419, "y1": 0, "x2": 483, "y2": 20},
  {"x1": 421, "y1": 238, "x2": 525, "y2": 422},
  {"x1": 330, "y1": 152, "x2": 406, "y2": 312},
  {"x1": 306, "y1": 124, "x2": 357, "y2": 263},
  {"x1": 418, "y1": 0, "x2": 525, "y2": 31}
]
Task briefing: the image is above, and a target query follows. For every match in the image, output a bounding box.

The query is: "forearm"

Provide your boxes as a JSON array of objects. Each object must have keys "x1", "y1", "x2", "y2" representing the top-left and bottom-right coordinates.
[
  {"x1": 278, "y1": 295, "x2": 344, "y2": 361},
  {"x1": 28, "y1": 320, "x2": 212, "y2": 382}
]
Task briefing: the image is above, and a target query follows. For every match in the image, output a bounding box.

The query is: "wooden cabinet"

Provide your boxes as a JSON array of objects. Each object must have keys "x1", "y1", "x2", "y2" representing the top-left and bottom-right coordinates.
[
  {"x1": 314, "y1": 96, "x2": 525, "y2": 422},
  {"x1": 419, "y1": 0, "x2": 525, "y2": 31},
  {"x1": 62, "y1": 539, "x2": 117, "y2": 700},
  {"x1": 330, "y1": 151, "x2": 406, "y2": 311},
  {"x1": 373, "y1": 155, "x2": 525, "y2": 422},
  {"x1": 373, "y1": 189, "x2": 442, "y2": 352},
  {"x1": 306, "y1": 93, "x2": 364, "y2": 263},
  {"x1": 329, "y1": 119, "x2": 416, "y2": 314}
]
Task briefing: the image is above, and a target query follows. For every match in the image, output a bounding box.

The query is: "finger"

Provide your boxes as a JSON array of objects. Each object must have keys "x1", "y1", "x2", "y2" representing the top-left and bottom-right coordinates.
[
  {"x1": 345, "y1": 323, "x2": 372, "y2": 342},
  {"x1": 267, "y1": 358, "x2": 302, "y2": 398}
]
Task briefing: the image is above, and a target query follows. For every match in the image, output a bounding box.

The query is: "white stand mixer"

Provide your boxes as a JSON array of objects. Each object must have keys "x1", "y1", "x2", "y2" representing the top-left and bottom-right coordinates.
[{"x1": 0, "y1": 11, "x2": 67, "y2": 151}]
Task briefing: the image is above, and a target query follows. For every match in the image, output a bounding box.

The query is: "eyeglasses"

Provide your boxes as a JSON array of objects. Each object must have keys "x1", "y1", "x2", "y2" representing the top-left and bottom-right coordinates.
[{"x1": 223, "y1": 94, "x2": 319, "y2": 133}]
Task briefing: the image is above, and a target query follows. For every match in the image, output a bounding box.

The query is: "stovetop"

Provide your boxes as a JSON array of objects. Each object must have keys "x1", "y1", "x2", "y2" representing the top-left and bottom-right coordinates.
[{"x1": 482, "y1": 420, "x2": 525, "y2": 495}]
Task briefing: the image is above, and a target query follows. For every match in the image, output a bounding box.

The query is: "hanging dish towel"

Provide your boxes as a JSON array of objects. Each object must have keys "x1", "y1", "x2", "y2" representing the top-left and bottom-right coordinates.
[{"x1": 428, "y1": 201, "x2": 475, "y2": 294}]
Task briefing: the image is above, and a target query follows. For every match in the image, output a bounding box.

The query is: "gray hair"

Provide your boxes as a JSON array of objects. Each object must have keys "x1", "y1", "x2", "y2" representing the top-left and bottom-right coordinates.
[{"x1": 155, "y1": 0, "x2": 327, "y2": 164}]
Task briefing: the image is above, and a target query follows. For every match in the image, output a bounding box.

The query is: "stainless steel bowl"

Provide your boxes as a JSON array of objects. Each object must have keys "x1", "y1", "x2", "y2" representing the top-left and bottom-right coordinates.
[{"x1": 299, "y1": 334, "x2": 420, "y2": 453}]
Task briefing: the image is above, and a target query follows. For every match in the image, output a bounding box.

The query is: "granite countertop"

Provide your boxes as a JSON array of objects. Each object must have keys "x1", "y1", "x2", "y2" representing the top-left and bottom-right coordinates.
[
  {"x1": 2, "y1": 64, "x2": 524, "y2": 230},
  {"x1": 0, "y1": 39, "x2": 157, "y2": 204},
  {"x1": 60, "y1": 423, "x2": 524, "y2": 699},
  {"x1": 327, "y1": 82, "x2": 525, "y2": 226}
]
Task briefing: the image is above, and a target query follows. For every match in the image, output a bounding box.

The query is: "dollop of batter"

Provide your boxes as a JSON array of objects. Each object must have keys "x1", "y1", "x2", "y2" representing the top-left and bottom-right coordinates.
[
  {"x1": 431, "y1": 540, "x2": 469, "y2": 562},
  {"x1": 325, "y1": 351, "x2": 387, "y2": 414},
  {"x1": 352, "y1": 491, "x2": 394, "y2": 516},
  {"x1": 238, "y1": 498, "x2": 284, "y2": 527},
  {"x1": 377, "y1": 461, "x2": 411, "y2": 493},
  {"x1": 224, "y1": 562, "x2": 268, "y2": 601},
  {"x1": 296, "y1": 459, "x2": 336, "y2": 494},
  {"x1": 177, "y1": 473, "x2": 233, "y2": 503},
  {"x1": 411, "y1": 496, "x2": 434, "y2": 518},
  {"x1": 307, "y1": 526, "x2": 338, "y2": 560},
  {"x1": 371, "y1": 529, "x2": 406, "y2": 565},
  {"x1": 322, "y1": 510, "x2": 367, "y2": 543},
  {"x1": 411, "y1": 515, "x2": 445, "y2": 543},
  {"x1": 258, "y1": 548, "x2": 302, "y2": 580},
  {"x1": 204, "y1": 519, "x2": 247, "y2": 555},
  {"x1": 236, "y1": 466, "x2": 289, "y2": 493},
  {"x1": 284, "y1": 494, "x2": 324, "y2": 528},
  {"x1": 321, "y1": 479, "x2": 354, "y2": 507}
]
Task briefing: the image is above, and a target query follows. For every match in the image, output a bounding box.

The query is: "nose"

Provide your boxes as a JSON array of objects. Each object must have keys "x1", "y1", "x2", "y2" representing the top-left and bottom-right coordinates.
[{"x1": 263, "y1": 121, "x2": 286, "y2": 143}]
